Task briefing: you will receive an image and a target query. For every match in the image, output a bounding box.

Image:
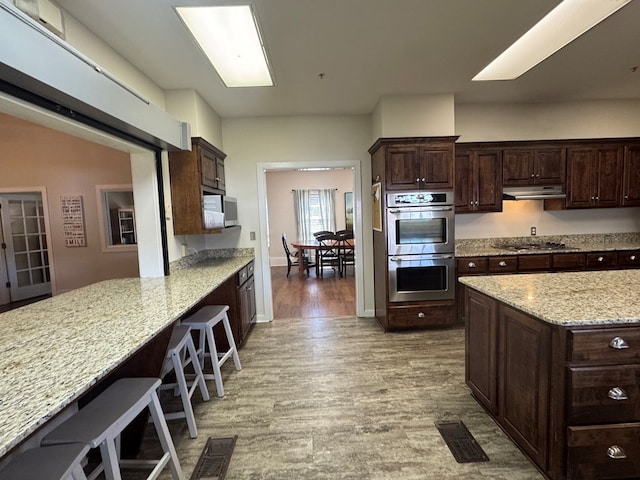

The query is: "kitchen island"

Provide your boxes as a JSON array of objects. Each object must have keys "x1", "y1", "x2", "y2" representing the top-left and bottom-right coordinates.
[
  {"x1": 460, "y1": 270, "x2": 640, "y2": 480},
  {"x1": 0, "y1": 255, "x2": 253, "y2": 461}
]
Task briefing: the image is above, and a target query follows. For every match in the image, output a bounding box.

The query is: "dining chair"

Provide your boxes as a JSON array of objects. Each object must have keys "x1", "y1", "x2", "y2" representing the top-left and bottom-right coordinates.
[
  {"x1": 337, "y1": 230, "x2": 355, "y2": 277},
  {"x1": 282, "y1": 233, "x2": 312, "y2": 277},
  {"x1": 315, "y1": 232, "x2": 341, "y2": 277},
  {"x1": 313, "y1": 230, "x2": 333, "y2": 238}
]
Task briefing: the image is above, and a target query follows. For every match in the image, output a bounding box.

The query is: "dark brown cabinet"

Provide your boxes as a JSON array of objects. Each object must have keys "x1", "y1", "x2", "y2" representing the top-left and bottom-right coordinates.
[
  {"x1": 465, "y1": 289, "x2": 640, "y2": 480},
  {"x1": 237, "y1": 261, "x2": 256, "y2": 342},
  {"x1": 623, "y1": 144, "x2": 640, "y2": 206},
  {"x1": 502, "y1": 147, "x2": 566, "y2": 186},
  {"x1": 566, "y1": 144, "x2": 623, "y2": 209},
  {"x1": 168, "y1": 137, "x2": 232, "y2": 235},
  {"x1": 370, "y1": 137, "x2": 456, "y2": 191},
  {"x1": 465, "y1": 288, "x2": 498, "y2": 414},
  {"x1": 454, "y1": 148, "x2": 502, "y2": 213}
]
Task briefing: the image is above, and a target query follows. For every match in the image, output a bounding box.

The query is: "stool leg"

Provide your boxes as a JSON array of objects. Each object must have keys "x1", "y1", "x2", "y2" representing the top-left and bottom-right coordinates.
[
  {"x1": 204, "y1": 324, "x2": 225, "y2": 397},
  {"x1": 71, "y1": 465, "x2": 88, "y2": 480},
  {"x1": 170, "y1": 349, "x2": 198, "y2": 439},
  {"x1": 148, "y1": 391, "x2": 185, "y2": 480},
  {"x1": 186, "y1": 336, "x2": 210, "y2": 403},
  {"x1": 100, "y1": 438, "x2": 122, "y2": 480},
  {"x1": 222, "y1": 315, "x2": 242, "y2": 371}
]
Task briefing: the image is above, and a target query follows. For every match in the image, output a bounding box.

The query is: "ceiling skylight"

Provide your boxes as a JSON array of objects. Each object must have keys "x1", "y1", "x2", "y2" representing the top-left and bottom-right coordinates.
[
  {"x1": 473, "y1": 0, "x2": 632, "y2": 81},
  {"x1": 176, "y1": 4, "x2": 273, "y2": 87}
]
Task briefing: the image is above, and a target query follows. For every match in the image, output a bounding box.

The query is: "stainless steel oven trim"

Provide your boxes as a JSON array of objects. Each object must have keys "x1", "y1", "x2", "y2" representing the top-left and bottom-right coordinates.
[{"x1": 387, "y1": 254, "x2": 455, "y2": 303}]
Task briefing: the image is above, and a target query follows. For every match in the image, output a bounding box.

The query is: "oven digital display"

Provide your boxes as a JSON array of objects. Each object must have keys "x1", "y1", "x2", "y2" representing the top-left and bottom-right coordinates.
[{"x1": 395, "y1": 218, "x2": 447, "y2": 244}]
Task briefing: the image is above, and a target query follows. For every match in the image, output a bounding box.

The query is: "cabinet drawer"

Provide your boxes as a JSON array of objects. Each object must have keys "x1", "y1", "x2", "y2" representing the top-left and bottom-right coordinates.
[
  {"x1": 488, "y1": 256, "x2": 518, "y2": 273},
  {"x1": 569, "y1": 328, "x2": 640, "y2": 363},
  {"x1": 552, "y1": 253, "x2": 585, "y2": 271},
  {"x1": 568, "y1": 365, "x2": 640, "y2": 424},
  {"x1": 618, "y1": 250, "x2": 640, "y2": 268},
  {"x1": 236, "y1": 265, "x2": 249, "y2": 286},
  {"x1": 456, "y1": 257, "x2": 488, "y2": 274},
  {"x1": 567, "y1": 423, "x2": 640, "y2": 480},
  {"x1": 586, "y1": 252, "x2": 618, "y2": 269},
  {"x1": 517, "y1": 254, "x2": 551, "y2": 272},
  {"x1": 387, "y1": 302, "x2": 456, "y2": 329}
]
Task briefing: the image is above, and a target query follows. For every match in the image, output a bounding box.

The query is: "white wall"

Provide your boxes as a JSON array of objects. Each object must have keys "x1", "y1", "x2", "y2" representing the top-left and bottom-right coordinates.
[
  {"x1": 216, "y1": 115, "x2": 374, "y2": 319},
  {"x1": 165, "y1": 89, "x2": 223, "y2": 147},
  {"x1": 454, "y1": 100, "x2": 640, "y2": 239},
  {"x1": 372, "y1": 94, "x2": 455, "y2": 140}
]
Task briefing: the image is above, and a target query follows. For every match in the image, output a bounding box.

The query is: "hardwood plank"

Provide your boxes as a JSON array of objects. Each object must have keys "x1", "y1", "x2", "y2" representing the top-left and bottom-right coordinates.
[{"x1": 270, "y1": 266, "x2": 355, "y2": 319}]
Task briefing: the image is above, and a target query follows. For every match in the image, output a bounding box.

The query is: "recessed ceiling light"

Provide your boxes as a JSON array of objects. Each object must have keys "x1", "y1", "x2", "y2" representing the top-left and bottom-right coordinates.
[
  {"x1": 473, "y1": 0, "x2": 632, "y2": 81},
  {"x1": 176, "y1": 4, "x2": 273, "y2": 87}
]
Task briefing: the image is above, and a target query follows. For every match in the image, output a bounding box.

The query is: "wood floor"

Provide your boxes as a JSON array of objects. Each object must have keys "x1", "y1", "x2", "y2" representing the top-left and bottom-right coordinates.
[{"x1": 270, "y1": 266, "x2": 355, "y2": 319}]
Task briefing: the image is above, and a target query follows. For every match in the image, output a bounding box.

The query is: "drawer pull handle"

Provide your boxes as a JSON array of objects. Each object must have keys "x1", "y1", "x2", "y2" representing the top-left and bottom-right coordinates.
[
  {"x1": 468, "y1": 262, "x2": 476, "y2": 268},
  {"x1": 631, "y1": 255, "x2": 637, "y2": 261},
  {"x1": 609, "y1": 337, "x2": 629, "y2": 350},
  {"x1": 418, "y1": 312, "x2": 425, "y2": 318},
  {"x1": 597, "y1": 256, "x2": 604, "y2": 262},
  {"x1": 499, "y1": 261, "x2": 507, "y2": 267},
  {"x1": 607, "y1": 445, "x2": 627, "y2": 460},
  {"x1": 608, "y1": 387, "x2": 628, "y2": 401}
]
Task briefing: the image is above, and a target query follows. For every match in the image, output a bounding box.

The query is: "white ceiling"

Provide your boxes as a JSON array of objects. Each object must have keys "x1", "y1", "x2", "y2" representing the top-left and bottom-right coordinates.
[{"x1": 54, "y1": 0, "x2": 640, "y2": 118}]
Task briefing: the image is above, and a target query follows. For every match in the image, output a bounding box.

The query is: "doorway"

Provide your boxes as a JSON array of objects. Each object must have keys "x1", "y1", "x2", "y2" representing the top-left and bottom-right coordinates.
[
  {"x1": 257, "y1": 160, "x2": 365, "y2": 322},
  {"x1": 0, "y1": 191, "x2": 51, "y2": 306}
]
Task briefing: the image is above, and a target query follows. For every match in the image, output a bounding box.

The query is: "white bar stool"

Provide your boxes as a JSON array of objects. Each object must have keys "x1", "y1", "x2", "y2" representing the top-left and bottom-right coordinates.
[
  {"x1": 158, "y1": 324, "x2": 210, "y2": 438},
  {"x1": 41, "y1": 377, "x2": 184, "y2": 480},
  {"x1": 0, "y1": 444, "x2": 90, "y2": 480},
  {"x1": 181, "y1": 305, "x2": 242, "y2": 397}
]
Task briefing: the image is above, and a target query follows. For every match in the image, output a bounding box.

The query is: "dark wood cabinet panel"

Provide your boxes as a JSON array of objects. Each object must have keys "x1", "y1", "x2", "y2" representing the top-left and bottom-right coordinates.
[
  {"x1": 455, "y1": 148, "x2": 502, "y2": 213},
  {"x1": 488, "y1": 256, "x2": 517, "y2": 273},
  {"x1": 370, "y1": 137, "x2": 457, "y2": 192},
  {"x1": 552, "y1": 253, "x2": 586, "y2": 271},
  {"x1": 169, "y1": 137, "x2": 230, "y2": 235},
  {"x1": 618, "y1": 250, "x2": 640, "y2": 268},
  {"x1": 517, "y1": 254, "x2": 551, "y2": 271},
  {"x1": 386, "y1": 301, "x2": 456, "y2": 329},
  {"x1": 567, "y1": 145, "x2": 623, "y2": 209},
  {"x1": 503, "y1": 147, "x2": 565, "y2": 186},
  {"x1": 623, "y1": 144, "x2": 640, "y2": 206},
  {"x1": 465, "y1": 289, "x2": 498, "y2": 414},
  {"x1": 498, "y1": 305, "x2": 551, "y2": 467}
]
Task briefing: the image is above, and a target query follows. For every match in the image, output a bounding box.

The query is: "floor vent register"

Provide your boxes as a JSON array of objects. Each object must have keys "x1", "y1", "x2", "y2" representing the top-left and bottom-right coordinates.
[
  {"x1": 435, "y1": 420, "x2": 490, "y2": 463},
  {"x1": 190, "y1": 436, "x2": 237, "y2": 480}
]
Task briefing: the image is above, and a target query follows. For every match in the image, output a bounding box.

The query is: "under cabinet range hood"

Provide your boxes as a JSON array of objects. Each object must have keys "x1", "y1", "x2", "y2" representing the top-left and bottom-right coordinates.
[{"x1": 503, "y1": 185, "x2": 567, "y2": 200}]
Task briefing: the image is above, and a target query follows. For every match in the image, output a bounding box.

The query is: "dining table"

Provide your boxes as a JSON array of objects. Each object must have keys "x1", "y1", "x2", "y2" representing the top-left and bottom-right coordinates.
[{"x1": 291, "y1": 237, "x2": 354, "y2": 278}]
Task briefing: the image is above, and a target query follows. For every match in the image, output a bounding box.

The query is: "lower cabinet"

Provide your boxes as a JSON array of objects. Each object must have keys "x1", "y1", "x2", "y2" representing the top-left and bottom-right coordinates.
[
  {"x1": 196, "y1": 260, "x2": 256, "y2": 349},
  {"x1": 465, "y1": 289, "x2": 640, "y2": 480}
]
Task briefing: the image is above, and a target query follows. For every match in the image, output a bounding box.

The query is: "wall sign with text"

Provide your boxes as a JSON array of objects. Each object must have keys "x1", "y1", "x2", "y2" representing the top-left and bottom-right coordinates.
[{"x1": 61, "y1": 195, "x2": 86, "y2": 247}]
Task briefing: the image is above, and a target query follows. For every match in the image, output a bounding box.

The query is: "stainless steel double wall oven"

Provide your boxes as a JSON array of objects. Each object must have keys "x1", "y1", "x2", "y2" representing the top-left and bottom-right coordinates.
[{"x1": 386, "y1": 191, "x2": 455, "y2": 302}]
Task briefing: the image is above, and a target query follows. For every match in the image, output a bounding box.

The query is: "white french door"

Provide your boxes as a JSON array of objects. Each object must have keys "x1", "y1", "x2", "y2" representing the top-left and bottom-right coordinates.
[{"x1": 0, "y1": 193, "x2": 51, "y2": 304}]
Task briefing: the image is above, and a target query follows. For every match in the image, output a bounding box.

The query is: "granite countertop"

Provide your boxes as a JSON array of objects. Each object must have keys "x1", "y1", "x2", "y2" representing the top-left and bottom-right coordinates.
[
  {"x1": 0, "y1": 255, "x2": 252, "y2": 458},
  {"x1": 455, "y1": 232, "x2": 640, "y2": 257},
  {"x1": 460, "y1": 269, "x2": 640, "y2": 327}
]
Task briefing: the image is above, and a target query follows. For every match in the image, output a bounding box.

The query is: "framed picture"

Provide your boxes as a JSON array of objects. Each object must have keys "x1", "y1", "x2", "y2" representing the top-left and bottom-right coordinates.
[
  {"x1": 344, "y1": 192, "x2": 353, "y2": 230},
  {"x1": 372, "y1": 182, "x2": 382, "y2": 232}
]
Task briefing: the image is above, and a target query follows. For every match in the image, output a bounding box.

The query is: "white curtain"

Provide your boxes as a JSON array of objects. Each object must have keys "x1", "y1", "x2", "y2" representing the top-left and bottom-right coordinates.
[{"x1": 293, "y1": 188, "x2": 336, "y2": 239}]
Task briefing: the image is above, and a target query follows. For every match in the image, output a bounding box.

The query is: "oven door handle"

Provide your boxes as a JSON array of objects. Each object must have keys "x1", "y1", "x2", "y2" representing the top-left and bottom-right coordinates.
[
  {"x1": 389, "y1": 254, "x2": 454, "y2": 261},
  {"x1": 387, "y1": 206, "x2": 453, "y2": 213}
]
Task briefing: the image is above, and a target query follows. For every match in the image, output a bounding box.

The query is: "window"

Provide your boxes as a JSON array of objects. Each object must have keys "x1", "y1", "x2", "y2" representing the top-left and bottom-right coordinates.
[{"x1": 293, "y1": 189, "x2": 336, "y2": 239}]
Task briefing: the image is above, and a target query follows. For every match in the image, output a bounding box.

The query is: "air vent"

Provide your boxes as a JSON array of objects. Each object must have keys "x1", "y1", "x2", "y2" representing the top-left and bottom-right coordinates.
[{"x1": 13, "y1": 0, "x2": 65, "y2": 38}]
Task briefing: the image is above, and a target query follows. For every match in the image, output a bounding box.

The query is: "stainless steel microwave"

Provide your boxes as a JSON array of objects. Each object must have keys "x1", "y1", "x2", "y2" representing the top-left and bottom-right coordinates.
[{"x1": 202, "y1": 194, "x2": 238, "y2": 228}]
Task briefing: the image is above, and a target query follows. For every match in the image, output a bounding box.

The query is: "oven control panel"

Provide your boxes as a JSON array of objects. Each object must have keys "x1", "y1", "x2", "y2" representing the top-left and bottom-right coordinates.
[{"x1": 387, "y1": 191, "x2": 454, "y2": 207}]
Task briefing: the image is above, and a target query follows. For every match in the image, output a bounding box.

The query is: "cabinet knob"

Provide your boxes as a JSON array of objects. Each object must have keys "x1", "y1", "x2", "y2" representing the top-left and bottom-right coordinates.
[
  {"x1": 607, "y1": 387, "x2": 628, "y2": 401},
  {"x1": 468, "y1": 262, "x2": 477, "y2": 268},
  {"x1": 535, "y1": 173, "x2": 540, "y2": 178},
  {"x1": 474, "y1": 201, "x2": 479, "y2": 206},
  {"x1": 498, "y1": 261, "x2": 507, "y2": 267},
  {"x1": 416, "y1": 178, "x2": 421, "y2": 183},
  {"x1": 595, "y1": 196, "x2": 600, "y2": 201},
  {"x1": 591, "y1": 196, "x2": 595, "y2": 200},
  {"x1": 421, "y1": 177, "x2": 426, "y2": 182},
  {"x1": 625, "y1": 195, "x2": 629, "y2": 200},
  {"x1": 418, "y1": 312, "x2": 425, "y2": 318},
  {"x1": 607, "y1": 445, "x2": 627, "y2": 460},
  {"x1": 630, "y1": 255, "x2": 636, "y2": 261},
  {"x1": 215, "y1": 177, "x2": 221, "y2": 182},
  {"x1": 597, "y1": 256, "x2": 604, "y2": 262},
  {"x1": 530, "y1": 173, "x2": 535, "y2": 178},
  {"x1": 609, "y1": 336, "x2": 629, "y2": 350}
]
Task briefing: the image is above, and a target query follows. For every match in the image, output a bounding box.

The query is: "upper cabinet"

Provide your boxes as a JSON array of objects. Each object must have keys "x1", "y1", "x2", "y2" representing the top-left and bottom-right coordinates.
[
  {"x1": 168, "y1": 137, "x2": 231, "y2": 235},
  {"x1": 369, "y1": 137, "x2": 457, "y2": 191},
  {"x1": 502, "y1": 147, "x2": 565, "y2": 186},
  {"x1": 455, "y1": 148, "x2": 502, "y2": 213},
  {"x1": 566, "y1": 144, "x2": 623, "y2": 209},
  {"x1": 623, "y1": 144, "x2": 640, "y2": 207}
]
